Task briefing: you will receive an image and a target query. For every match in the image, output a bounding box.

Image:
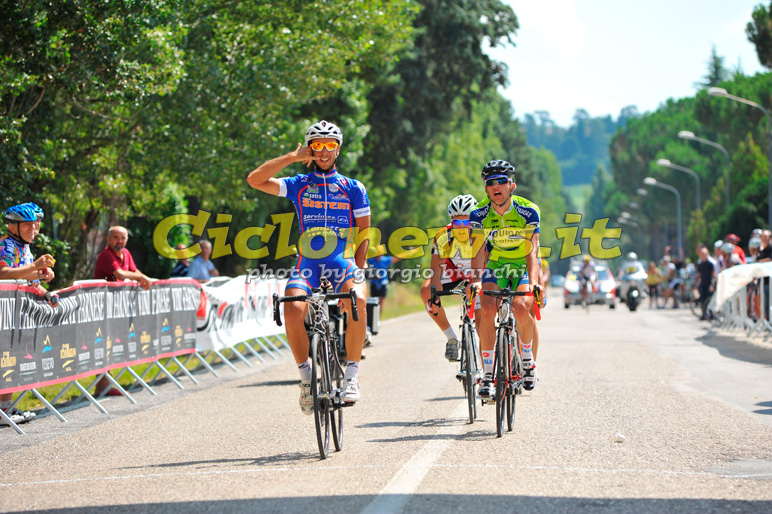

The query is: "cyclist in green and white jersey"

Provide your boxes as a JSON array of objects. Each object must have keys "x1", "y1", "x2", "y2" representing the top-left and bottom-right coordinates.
[{"x1": 469, "y1": 160, "x2": 541, "y2": 395}]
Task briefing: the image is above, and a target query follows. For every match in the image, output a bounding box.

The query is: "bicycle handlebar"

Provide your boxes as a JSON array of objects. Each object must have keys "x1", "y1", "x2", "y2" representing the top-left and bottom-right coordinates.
[
  {"x1": 272, "y1": 288, "x2": 359, "y2": 327},
  {"x1": 482, "y1": 288, "x2": 541, "y2": 321},
  {"x1": 430, "y1": 284, "x2": 477, "y2": 320}
]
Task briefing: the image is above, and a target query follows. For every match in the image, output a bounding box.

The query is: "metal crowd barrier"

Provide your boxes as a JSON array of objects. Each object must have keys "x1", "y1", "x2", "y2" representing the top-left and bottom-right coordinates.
[{"x1": 711, "y1": 277, "x2": 772, "y2": 338}]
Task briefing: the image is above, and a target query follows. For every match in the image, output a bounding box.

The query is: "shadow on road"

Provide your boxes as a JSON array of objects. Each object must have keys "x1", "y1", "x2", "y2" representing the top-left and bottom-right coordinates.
[
  {"x1": 754, "y1": 400, "x2": 772, "y2": 416},
  {"x1": 121, "y1": 452, "x2": 318, "y2": 470},
  {"x1": 696, "y1": 330, "x2": 772, "y2": 368},
  {"x1": 237, "y1": 379, "x2": 299, "y2": 388},
  {"x1": 9, "y1": 494, "x2": 772, "y2": 514}
]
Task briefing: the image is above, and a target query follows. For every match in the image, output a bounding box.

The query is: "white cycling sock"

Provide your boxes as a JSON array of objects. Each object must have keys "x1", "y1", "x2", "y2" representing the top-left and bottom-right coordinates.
[
  {"x1": 521, "y1": 341, "x2": 533, "y2": 362},
  {"x1": 482, "y1": 350, "x2": 494, "y2": 376},
  {"x1": 297, "y1": 359, "x2": 312, "y2": 382},
  {"x1": 345, "y1": 361, "x2": 359, "y2": 380},
  {"x1": 443, "y1": 326, "x2": 457, "y2": 341}
]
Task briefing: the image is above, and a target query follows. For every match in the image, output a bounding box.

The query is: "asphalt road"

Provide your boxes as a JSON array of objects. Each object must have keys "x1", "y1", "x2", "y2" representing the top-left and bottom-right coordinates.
[{"x1": 2, "y1": 290, "x2": 772, "y2": 513}]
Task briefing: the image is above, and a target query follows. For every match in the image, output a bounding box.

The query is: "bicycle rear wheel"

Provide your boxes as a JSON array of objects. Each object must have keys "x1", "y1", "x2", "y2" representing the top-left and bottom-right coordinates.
[
  {"x1": 330, "y1": 338, "x2": 344, "y2": 452},
  {"x1": 495, "y1": 328, "x2": 507, "y2": 438},
  {"x1": 310, "y1": 334, "x2": 331, "y2": 459},
  {"x1": 462, "y1": 323, "x2": 476, "y2": 424}
]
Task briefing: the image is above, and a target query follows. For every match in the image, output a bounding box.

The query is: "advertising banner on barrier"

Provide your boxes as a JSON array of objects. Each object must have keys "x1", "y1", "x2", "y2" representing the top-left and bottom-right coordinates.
[
  {"x1": 196, "y1": 276, "x2": 287, "y2": 352},
  {"x1": 0, "y1": 279, "x2": 201, "y2": 395}
]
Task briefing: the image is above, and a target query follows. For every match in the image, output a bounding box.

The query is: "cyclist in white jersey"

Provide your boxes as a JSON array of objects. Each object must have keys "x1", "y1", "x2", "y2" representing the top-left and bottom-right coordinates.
[
  {"x1": 580, "y1": 255, "x2": 597, "y2": 305},
  {"x1": 420, "y1": 195, "x2": 478, "y2": 362}
]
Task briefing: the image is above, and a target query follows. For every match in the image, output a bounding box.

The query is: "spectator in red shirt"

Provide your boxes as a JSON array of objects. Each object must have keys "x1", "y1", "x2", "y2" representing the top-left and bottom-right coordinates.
[
  {"x1": 93, "y1": 226, "x2": 153, "y2": 396},
  {"x1": 94, "y1": 226, "x2": 152, "y2": 290},
  {"x1": 724, "y1": 233, "x2": 747, "y2": 264}
]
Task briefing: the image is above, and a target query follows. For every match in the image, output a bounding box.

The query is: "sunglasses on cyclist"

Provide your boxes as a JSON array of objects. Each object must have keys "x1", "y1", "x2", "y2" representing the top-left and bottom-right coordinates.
[
  {"x1": 485, "y1": 177, "x2": 510, "y2": 187},
  {"x1": 309, "y1": 141, "x2": 340, "y2": 152},
  {"x1": 451, "y1": 219, "x2": 471, "y2": 227}
]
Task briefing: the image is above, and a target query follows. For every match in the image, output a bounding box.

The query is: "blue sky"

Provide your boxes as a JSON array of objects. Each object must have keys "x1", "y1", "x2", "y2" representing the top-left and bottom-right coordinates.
[{"x1": 487, "y1": 0, "x2": 768, "y2": 127}]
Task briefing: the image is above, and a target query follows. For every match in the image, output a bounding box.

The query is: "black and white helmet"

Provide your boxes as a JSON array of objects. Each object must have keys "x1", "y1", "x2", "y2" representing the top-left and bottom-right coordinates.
[
  {"x1": 480, "y1": 160, "x2": 516, "y2": 181},
  {"x1": 304, "y1": 120, "x2": 343, "y2": 146},
  {"x1": 447, "y1": 194, "x2": 477, "y2": 217}
]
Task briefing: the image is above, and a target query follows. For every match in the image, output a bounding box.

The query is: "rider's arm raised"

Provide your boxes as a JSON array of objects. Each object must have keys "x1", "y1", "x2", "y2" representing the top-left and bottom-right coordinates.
[{"x1": 247, "y1": 144, "x2": 313, "y2": 196}]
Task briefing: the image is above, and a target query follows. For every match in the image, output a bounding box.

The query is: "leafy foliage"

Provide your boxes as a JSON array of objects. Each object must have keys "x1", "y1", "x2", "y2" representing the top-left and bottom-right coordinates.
[{"x1": 747, "y1": 1, "x2": 772, "y2": 69}]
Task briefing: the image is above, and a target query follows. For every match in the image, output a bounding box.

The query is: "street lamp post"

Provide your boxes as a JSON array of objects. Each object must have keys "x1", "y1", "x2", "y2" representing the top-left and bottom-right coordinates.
[
  {"x1": 708, "y1": 87, "x2": 772, "y2": 229},
  {"x1": 644, "y1": 177, "x2": 682, "y2": 257},
  {"x1": 656, "y1": 158, "x2": 700, "y2": 211},
  {"x1": 678, "y1": 130, "x2": 730, "y2": 211}
]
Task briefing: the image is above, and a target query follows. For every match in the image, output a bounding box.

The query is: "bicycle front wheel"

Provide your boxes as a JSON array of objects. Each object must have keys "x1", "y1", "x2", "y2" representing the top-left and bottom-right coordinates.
[
  {"x1": 495, "y1": 328, "x2": 507, "y2": 438},
  {"x1": 330, "y1": 337, "x2": 344, "y2": 452},
  {"x1": 310, "y1": 334, "x2": 331, "y2": 459},
  {"x1": 507, "y1": 332, "x2": 519, "y2": 432},
  {"x1": 462, "y1": 323, "x2": 476, "y2": 424}
]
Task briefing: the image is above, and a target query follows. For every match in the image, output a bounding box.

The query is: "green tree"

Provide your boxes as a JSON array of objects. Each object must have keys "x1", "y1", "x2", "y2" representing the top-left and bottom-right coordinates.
[
  {"x1": 694, "y1": 45, "x2": 730, "y2": 89},
  {"x1": 747, "y1": 1, "x2": 772, "y2": 69}
]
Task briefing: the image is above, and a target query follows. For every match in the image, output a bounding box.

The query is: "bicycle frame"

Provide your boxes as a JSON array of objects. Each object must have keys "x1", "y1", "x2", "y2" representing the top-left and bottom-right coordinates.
[
  {"x1": 273, "y1": 281, "x2": 359, "y2": 459},
  {"x1": 431, "y1": 281, "x2": 481, "y2": 423}
]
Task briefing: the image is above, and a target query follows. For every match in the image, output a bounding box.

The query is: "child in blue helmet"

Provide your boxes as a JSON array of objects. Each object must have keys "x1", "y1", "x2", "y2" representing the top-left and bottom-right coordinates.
[{"x1": 0, "y1": 202, "x2": 59, "y2": 426}]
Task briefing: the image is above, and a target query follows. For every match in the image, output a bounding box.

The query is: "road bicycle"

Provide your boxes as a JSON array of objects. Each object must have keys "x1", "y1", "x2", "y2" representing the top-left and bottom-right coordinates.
[
  {"x1": 481, "y1": 288, "x2": 540, "y2": 438},
  {"x1": 431, "y1": 282, "x2": 480, "y2": 424},
  {"x1": 581, "y1": 279, "x2": 595, "y2": 312},
  {"x1": 273, "y1": 280, "x2": 359, "y2": 459}
]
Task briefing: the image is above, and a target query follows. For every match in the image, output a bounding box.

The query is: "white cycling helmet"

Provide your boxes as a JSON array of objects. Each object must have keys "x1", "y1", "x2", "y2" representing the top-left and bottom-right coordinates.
[
  {"x1": 447, "y1": 194, "x2": 477, "y2": 217},
  {"x1": 626, "y1": 252, "x2": 637, "y2": 261},
  {"x1": 304, "y1": 120, "x2": 343, "y2": 146}
]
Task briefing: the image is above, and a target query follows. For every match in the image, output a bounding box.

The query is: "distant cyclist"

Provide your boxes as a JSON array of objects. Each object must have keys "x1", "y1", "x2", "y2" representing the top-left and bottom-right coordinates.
[
  {"x1": 579, "y1": 255, "x2": 596, "y2": 305},
  {"x1": 420, "y1": 194, "x2": 478, "y2": 362},
  {"x1": 469, "y1": 160, "x2": 541, "y2": 395},
  {"x1": 248, "y1": 120, "x2": 370, "y2": 413}
]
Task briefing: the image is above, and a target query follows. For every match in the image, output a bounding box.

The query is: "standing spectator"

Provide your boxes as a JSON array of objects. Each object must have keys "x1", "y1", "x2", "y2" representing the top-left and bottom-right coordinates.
[
  {"x1": 94, "y1": 226, "x2": 153, "y2": 289},
  {"x1": 187, "y1": 240, "x2": 219, "y2": 283},
  {"x1": 695, "y1": 243, "x2": 716, "y2": 320},
  {"x1": 646, "y1": 260, "x2": 661, "y2": 309},
  {"x1": 93, "y1": 225, "x2": 152, "y2": 396},
  {"x1": 368, "y1": 254, "x2": 399, "y2": 309},
  {"x1": 721, "y1": 241, "x2": 742, "y2": 268},
  {"x1": 713, "y1": 240, "x2": 726, "y2": 273},
  {"x1": 757, "y1": 230, "x2": 772, "y2": 263},
  {"x1": 170, "y1": 243, "x2": 190, "y2": 277},
  {"x1": 661, "y1": 256, "x2": 681, "y2": 308},
  {"x1": 0, "y1": 202, "x2": 59, "y2": 426},
  {"x1": 747, "y1": 237, "x2": 762, "y2": 263},
  {"x1": 724, "y1": 234, "x2": 747, "y2": 264}
]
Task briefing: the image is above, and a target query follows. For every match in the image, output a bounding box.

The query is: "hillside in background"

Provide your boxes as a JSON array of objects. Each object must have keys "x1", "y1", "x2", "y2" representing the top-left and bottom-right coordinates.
[{"x1": 523, "y1": 107, "x2": 640, "y2": 186}]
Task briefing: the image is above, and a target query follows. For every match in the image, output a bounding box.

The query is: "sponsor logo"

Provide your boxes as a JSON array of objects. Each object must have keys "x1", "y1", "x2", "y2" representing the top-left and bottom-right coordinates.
[
  {"x1": 329, "y1": 184, "x2": 339, "y2": 192},
  {"x1": 78, "y1": 351, "x2": 90, "y2": 362},
  {"x1": 94, "y1": 348, "x2": 105, "y2": 360},
  {"x1": 94, "y1": 327, "x2": 103, "y2": 345},
  {"x1": 42, "y1": 335, "x2": 53, "y2": 353},
  {"x1": 20, "y1": 361, "x2": 37, "y2": 375},
  {"x1": 161, "y1": 319, "x2": 170, "y2": 332},
  {"x1": 1, "y1": 351, "x2": 15, "y2": 368},
  {"x1": 60, "y1": 344, "x2": 76, "y2": 359}
]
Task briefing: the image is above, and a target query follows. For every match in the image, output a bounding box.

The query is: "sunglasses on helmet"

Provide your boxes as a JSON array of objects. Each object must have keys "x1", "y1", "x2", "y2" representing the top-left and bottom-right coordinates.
[{"x1": 309, "y1": 141, "x2": 339, "y2": 151}]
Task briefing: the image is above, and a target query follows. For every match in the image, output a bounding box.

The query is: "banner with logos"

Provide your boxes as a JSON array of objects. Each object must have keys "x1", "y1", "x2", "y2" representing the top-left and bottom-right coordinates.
[
  {"x1": 0, "y1": 278, "x2": 201, "y2": 395},
  {"x1": 196, "y1": 276, "x2": 287, "y2": 352}
]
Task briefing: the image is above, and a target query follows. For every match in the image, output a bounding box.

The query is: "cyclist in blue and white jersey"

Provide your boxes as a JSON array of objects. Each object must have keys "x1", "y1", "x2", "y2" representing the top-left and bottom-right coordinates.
[{"x1": 248, "y1": 120, "x2": 370, "y2": 413}]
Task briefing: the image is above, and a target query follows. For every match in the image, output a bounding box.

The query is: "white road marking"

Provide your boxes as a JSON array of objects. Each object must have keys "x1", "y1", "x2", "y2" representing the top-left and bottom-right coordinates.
[{"x1": 360, "y1": 402, "x2": 469, "y2": 514}]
